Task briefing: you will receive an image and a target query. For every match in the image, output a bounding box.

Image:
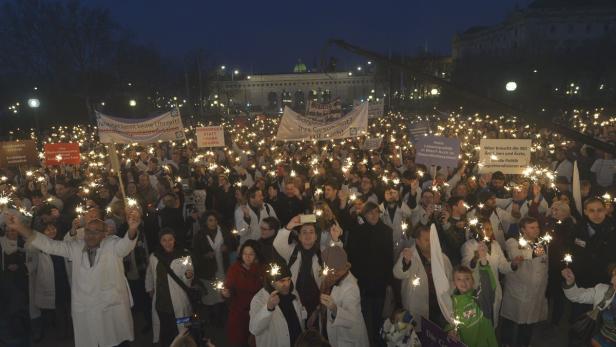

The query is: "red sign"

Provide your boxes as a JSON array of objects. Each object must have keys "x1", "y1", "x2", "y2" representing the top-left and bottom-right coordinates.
[{"x1": 44, "y1": 143, "x2": 81, "y2": 165}]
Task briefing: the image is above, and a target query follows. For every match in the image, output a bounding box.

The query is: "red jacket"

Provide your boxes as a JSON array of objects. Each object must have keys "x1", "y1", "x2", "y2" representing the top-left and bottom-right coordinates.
[{"x1": 224, "y1": 261, "x2": 264, "y2": 345}]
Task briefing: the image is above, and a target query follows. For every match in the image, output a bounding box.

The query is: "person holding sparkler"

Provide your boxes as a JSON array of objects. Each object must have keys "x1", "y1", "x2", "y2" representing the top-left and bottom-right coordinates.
[
  {"x1": 274, "y1": 214, "x2": 342, "y2": 328},
  {"x1": 568, "y1": 197, "x2": 616, "y2": 335},
  {"x1": 4, "y1": 206, "x2": 142, "y2": 347},
  {"x1": 146, "y1": 227, "x2": 194, "y2": 347},
  {"x1": 561, "y1": 264, "x2": 616, "y2": 347},
  {"x1": 317, "y1": 246, "x2": 369, "y2": 346},
  {"x1": 501, "y1": 217, "x2": 549, "y2": 347},
  {"x1": 461, "y1": 218, "x2": 523, "y2": 327},
  {"x1": 446, "y1": 265, "x2": 498, "y2": 347},
  {"x1": 249, "y1": 261, "x2": 306, "y2": 347},
  {"x1": 393, "y1": 224, "x2": 453, "y2": 330}
]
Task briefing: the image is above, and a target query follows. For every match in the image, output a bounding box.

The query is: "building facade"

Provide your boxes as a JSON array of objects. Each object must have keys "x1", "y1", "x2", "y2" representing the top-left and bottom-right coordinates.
[
  {"x1": 453, "y1": 0, "x2": 616, "y2": 61},
  {"x1": 212, "y1": 71, "x2": 379, "y2": 114}
]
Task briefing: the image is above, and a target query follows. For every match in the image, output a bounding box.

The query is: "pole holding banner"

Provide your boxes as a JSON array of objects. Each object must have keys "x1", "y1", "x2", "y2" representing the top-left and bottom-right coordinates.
[{"x1": 108, "y1": 144, "x2": 127, "y2": 202}]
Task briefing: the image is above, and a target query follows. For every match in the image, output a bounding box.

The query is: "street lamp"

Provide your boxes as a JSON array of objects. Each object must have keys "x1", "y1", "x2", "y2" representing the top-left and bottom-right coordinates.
[
  {"x1": 430, "y1": 88, "x2": 440, "y2": 96},
  {"x1": 232, "y1": 69, "x2": 239, "y2": 81},
  {"x1": 129, "y1": 99, "x2": 137, "y2": 107},
  {"x1": 505, "y1": 81, "x2": 517, "y2": 92},
  {"x1": 28, "y1": 98, "x2": 40, "y2": 133}
]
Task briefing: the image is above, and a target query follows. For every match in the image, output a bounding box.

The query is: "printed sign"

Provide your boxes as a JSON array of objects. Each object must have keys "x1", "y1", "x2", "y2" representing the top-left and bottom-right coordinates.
[
  {"x1": 276, "y1": 102, "x2": 368, "y2": 141},
  {"x1": 96, "y1": 109, "x2": 186, "y2": 144},
  {"x1": 478, "y1": 139, "x2": 532, "y2": 174},
  {"x1": 196, "y1": 126, "x2": 225, "y2": 148},
  {"x1": 0, "y1": 140, "x2": 38, "y2": 167},
  {"x1": 420, "y1": 317, "x2": 467, "y2": 347},
  {"x1": 363, "y1": 137, "x2": 383, "y2": 151},
  {"x1": 44, "y1": 143, "x2": 81, "y2": 165},
  {"x1": 409, "y1": 121, "x2": 430, "y2": 143},
  {"x1": 415, "y1": 136, "x2": 460, "y2": 168}
]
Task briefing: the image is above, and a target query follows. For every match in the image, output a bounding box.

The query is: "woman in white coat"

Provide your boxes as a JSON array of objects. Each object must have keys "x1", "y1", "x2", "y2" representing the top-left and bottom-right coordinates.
[
  {"x1": 500, "y1": 217, "x2": 548, "y2": 347},
  {"x1": 561, "y1": 266, "x2": 616, "y2": 346},
  {"x1": 29, "y1": 223, "x2": 71, "y2": 338},
  {"x1": 146, "y1": 228, "x2": 194, "y2": 347},
  {"x1": 319, "y1": 246, "x2": 370, "y2": 347},
  {"x1": 461, "y1": 218, "x2": 523, "y2": 327}
]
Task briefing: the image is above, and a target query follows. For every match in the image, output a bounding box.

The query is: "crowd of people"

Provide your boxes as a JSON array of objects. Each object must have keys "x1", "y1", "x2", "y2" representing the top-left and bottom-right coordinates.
[{"x1": 0, "y1": 109, "x2": 615, "y2": 347}]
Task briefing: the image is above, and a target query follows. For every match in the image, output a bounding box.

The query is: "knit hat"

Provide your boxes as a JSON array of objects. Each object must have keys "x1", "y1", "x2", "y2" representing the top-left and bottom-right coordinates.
[{"x1": 322, "y1": 246, "x2": 350, "y2": 273}]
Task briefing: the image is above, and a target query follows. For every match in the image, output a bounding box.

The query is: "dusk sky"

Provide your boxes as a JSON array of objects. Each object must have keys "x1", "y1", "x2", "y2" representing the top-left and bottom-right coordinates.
[{"x1": 90, "y1": 0, "x2": 529, "y2": 73}]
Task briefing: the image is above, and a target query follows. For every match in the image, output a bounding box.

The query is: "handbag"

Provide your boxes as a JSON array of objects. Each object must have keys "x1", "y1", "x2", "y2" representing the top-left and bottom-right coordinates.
[
  {"x1": 155, "y1": 254, "x2": 205, "y2": 310},
  {"x1": 570, "y1": 286, "x2": 615, "y2": 346}
]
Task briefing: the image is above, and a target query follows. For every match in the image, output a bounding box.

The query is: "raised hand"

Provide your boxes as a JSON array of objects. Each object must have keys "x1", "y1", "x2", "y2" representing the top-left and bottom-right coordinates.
[
  {"x1": 267, "y1": 290, "x2": 280, "y2": 310},
  {"x1": 561, "y1": 268, "x2": 575, "y2": 286}
]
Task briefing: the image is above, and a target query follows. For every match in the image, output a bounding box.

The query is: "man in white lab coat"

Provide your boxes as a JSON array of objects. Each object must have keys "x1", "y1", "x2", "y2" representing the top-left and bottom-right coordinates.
[
  {"x1": 4, "y1": 209, "x2": 141, "y2": 347},
  {"x1": 250, "y1": 261, "x2": 306, "y2": 347}
]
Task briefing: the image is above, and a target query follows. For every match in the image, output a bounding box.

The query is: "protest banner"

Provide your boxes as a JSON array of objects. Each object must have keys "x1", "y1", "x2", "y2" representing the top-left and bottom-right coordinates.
[
  {"x1": 354, "y1": 99, "x2": 384, "y2": 119},
  {"x1": 415, "y1": 136, "x2": 460, "y2": 168},
  {"x1": 409, "y1": 121, "x2": 430, "y2": 143},
  {"x1": 276, "y1": 102, "x2": 368, "y2": 141},
  {"x1": 305, "y1": 98, "x2": 342, "y2": 121},
  {"x1": 420, "y1": 317, "x2": 467, "y2": 347},
  {"x1": 44, "y1": 143, "x2": 81, "y2": 165},
  {"x1": 196, "y1": 126, "x2": 225, "y2": 148},
  {"x1": 363, "y1": 137, "x2": 383, "y2": 151},
  {"x1": 96, "y1": 108, "x2": 186, "y2": 144},
  {"x1": 478, "y1": 139, "x2": 532, "y2": 174},
  {"x1": 0, "y1": 140, "x2": 38, "y2": 167}
]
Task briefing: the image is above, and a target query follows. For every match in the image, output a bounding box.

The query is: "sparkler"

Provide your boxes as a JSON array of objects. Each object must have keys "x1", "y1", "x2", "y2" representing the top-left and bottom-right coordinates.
[
  {"x1": 214, "y1": 281, "x2": 225, "y2": 291},
  {"x1": 411, "y1": 275, "x2": 420, "y2": 287},
  {"x1": 563, "y1": 253, "x2": 573, "y2": 267},
  {"x1": 322, "y1": 265, "x2": 331, "y2": 276},
  {"x1": 126, "y1": 198, "x2": 138, "y2": 208},
  {"x1": 269, "y1": 264, "x2": 281, "y2": 277}
]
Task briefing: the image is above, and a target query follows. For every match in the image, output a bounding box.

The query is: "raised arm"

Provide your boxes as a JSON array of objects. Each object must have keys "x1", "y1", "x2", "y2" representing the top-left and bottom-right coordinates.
[
  {"x1": 4, "y1": 212, "x2": 73, "y2": 258},
  {"x1": 112, "y1": 208, "x2": 141, "y2": 258}
]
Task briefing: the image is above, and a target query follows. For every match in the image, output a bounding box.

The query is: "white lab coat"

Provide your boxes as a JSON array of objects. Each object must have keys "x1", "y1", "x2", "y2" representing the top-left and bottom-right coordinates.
[
  {"x1": 274, "y1": 228, "x2": 342, "y2": 286},
  {"x1": 380, "y1": 202, "x2": 413, "y2": 244},
  {"x1": 564, "y1": 283, "x2": 615, "y2": 309},
  {"x1": 29, "y1": 231, "x2": 137, "y2": 347},
  {"x1": 29, "y1": 246, "x2": 56, "y2": 310},
  {"x1": 460, "y1": 239, "x2": 514, "y2": 326},
  {"x1": 500, "y1": 238, "x2": 548, "y2": 324},
  {"x1": 234, "y1": 203, "x2": 277, "y2": 246},
  {"x1": 145, "y1": 254, "x2": 193, "y2": 343},
  {"x1": 467, "y1": 208, "x2": 519, "y2": 252},
  {"x1": 325, "y1": 273, "x2": 370, "y2": 347},
  {"x1": 393, "y1": 244, "x2": 452, "y2": 330},
  {"x1": 249, "y1": 288, "x2": 306, "y2": 347}
]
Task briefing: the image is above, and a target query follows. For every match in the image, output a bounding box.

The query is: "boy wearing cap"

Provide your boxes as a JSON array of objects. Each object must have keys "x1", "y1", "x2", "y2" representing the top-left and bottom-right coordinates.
[{"x1": 249, "y1": 262, "x2": 306, "y2": 347}]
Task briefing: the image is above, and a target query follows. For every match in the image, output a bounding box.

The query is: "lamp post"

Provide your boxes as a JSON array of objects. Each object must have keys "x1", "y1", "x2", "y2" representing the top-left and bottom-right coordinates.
[{"x1": 28, "y1": 98, "x2": 40, "y2": 133}]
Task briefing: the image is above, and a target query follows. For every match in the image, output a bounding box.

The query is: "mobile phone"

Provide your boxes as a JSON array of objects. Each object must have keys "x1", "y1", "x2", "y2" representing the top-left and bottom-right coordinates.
[{"x1": 299, "y1": 214, "x2": 317, "y2": 224}]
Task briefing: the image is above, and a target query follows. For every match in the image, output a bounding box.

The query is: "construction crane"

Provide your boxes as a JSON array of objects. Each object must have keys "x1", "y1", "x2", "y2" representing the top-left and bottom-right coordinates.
[{"x1": 327, "y1": 39, "x2": 616, "y2": 153}]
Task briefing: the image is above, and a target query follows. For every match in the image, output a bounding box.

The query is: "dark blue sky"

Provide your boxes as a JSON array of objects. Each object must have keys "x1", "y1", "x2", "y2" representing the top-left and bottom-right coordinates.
[{"x1": 87, "y1": 0, "x2": 531, "y2": 73}]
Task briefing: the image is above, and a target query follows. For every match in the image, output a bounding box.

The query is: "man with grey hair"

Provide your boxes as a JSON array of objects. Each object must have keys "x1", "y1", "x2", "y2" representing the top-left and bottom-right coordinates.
[{"x1": 4, "y1": 209, "x2": 141, "y2": 347}]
